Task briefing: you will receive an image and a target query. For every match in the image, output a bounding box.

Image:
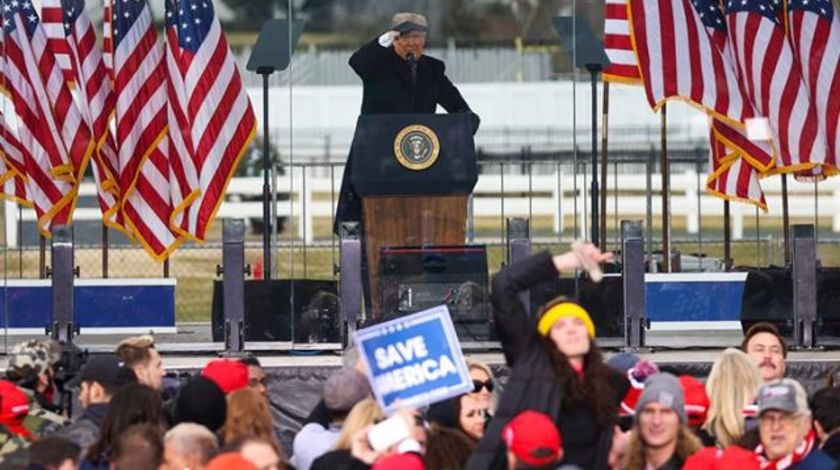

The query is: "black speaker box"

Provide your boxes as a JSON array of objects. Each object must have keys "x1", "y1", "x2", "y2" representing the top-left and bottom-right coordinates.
[
  {"x1": 740, "y1": 267, "x2": 840, "y2": 337},
  {"x1": 375, "y1": 245, "x2": 492, "y2": 342},
  {"x1": 211, "y1": 279, "x2": 339, "y2": 343}
]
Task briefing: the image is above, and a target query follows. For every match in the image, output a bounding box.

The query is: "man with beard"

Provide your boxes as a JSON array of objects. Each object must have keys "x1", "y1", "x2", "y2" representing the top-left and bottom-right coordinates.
[
  {"x1": 4, "y1": 340, "x2": 69, "y2": 437},
  {"x1": 741, "y1": 323, "x2": 787, "y2": 382}
]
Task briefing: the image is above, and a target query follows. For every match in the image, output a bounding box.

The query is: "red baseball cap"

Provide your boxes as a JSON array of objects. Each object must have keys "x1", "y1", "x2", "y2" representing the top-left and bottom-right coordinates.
[
  {"x1": 679, "y1": 375, "x2": 710, "y2": 428},
  {"x1": 502, "y1": 410, "x2": 561, "y2": 468},
  {"x1": 202, "y1": 359, "x2": 249, "y2": 394}
]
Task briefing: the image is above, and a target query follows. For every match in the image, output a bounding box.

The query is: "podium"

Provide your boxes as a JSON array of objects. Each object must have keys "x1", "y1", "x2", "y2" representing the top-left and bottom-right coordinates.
[{"x1": 350, "y1": 113, "x2": 478, "y2": 316}]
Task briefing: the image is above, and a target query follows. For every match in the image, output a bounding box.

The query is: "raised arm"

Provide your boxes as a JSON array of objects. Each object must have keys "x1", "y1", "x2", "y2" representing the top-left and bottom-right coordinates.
[
  {"x1": 490, "y1": 251, "x2": 556, "y2": 366},
  {"x1": 491, "y1": 245, "x2": 612, "y2": 365},
  {"x1": 349, "y1": 33, "x2": 396, "y2": 81}
]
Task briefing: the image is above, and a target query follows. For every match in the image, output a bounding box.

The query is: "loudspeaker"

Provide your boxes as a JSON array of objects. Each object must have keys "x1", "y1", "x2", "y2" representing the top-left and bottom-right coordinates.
[
  {"x1": 375, "y1": 245, "x2": 491, "y2": 342},
  {"x1": 212, "y1": 279, "x2": 339, "y2": 343},
  {"x1": 740, "y1": 267, "x2": 840, "y2": 337}
]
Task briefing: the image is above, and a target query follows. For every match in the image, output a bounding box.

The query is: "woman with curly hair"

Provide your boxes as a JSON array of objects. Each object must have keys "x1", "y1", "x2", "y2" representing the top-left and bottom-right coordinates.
[{"x1": 466, "y1": 245, "x2": 629, "y2": 470}]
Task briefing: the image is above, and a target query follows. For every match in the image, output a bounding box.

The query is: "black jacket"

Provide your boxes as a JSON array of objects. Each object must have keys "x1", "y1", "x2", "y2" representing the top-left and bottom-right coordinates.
[
  {"x1": 334, "y1": 37, "x2": 478, "y2": 233},
  {"x1": 821, "y1": 432, "x2": 840, "y2": 461},
  {"x1": 349, "y1": 37, "x2": 472, "y2": 115},
  {"x1": 465, "y1": 251, "x2": 628, "y2": 470}
]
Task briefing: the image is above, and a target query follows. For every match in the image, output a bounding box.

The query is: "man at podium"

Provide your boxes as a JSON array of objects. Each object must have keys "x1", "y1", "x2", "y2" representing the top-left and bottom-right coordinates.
[{"x1": 334, "y1": 12, "x2": 480, "y2": 232}]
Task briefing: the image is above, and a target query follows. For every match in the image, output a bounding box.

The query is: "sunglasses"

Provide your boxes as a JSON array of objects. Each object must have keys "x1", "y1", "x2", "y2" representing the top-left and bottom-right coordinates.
[{"x1": 472, "y1": 379, "x2": 494, "y2": 393}]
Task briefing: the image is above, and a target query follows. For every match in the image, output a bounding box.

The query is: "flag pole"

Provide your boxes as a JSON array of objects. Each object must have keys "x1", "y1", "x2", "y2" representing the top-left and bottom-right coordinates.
[
  {"x1": 660, "y1": 103, "x2": 671, "y2": 272},
  {"x1": 724, "y1": 201, "x2": 732, "y2": 271},
  {"x1": 39, "y1": 234, "x2": 46, "y2": 279},
  {"x1": 781, "y1": 0, "x2": 791, "y2": 266},
  {"x1": 599, "y1": 81, "x2": 610, "y2": 251},
  {"x1": 102, "y1": 224, "x2": 109, "y2": 278},
  {"x1": 782, "y1": 174, "x2": 791, "y2": 264}
]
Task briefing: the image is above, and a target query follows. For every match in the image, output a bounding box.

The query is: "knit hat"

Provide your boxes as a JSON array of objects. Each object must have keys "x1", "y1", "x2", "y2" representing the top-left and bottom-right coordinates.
[
  {"x1": 679, "y1": 375, "x2": 710, "y2": 428},
  {"x1": 173, "y1": 376, "x2": 227, "y2": 432},
  {"x1": 6, "y1": 340, "x2": 52, "y2": 383},
  {"x1": 607, "y1": 354, "x2": 659, "y2": 416},
  {"x1": 0, "y1": 379, "x2": 31, "y2": 439},
  {"x1": 537, "y1": 301, "x2": 595, "y2": 337},
  {"x1": 202, "y1": 359, "x2": 249, "y2": 394},
  {"x1": 323, "y1": 367, "x2": 371, "y2": 412},
  {"x1": 635, "y1": 373, "x2": 686, "y2": 423},
  {"x1": 502, "y1": 410, "x2": 562, "y2": 468}
]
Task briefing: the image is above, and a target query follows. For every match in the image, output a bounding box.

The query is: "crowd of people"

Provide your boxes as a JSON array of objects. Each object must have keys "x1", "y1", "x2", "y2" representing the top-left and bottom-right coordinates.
[{"x1": 1, "y1": 245, "x2": 840, "y2": 470}]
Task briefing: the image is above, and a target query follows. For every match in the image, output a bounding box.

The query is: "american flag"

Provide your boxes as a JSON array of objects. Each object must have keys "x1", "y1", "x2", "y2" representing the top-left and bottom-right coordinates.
[
  {"x1": 41, "y1": 0, "x2": 125, "y2": 231},
  {"x1": 693, "y1": 0, "x2": 775, "y2": 176},
  {"x1": 604, "y1": 0, "x2": 642, "y2": 82},
  {"x1": 707, "y1": 126, "x2": 767, "y2": 210},
  {"x1": 164, "y1": 0, "x2": 256, "y2": 241},
  {"x1": 110, "y1": 0, "x2": 181, "y2": 259},
  {"x1": 164, "y1": 0, "x2": 198, "y2": 238},
  {"x1": 0, "y1": 153, "x2": 29, "y2": 206},
  {"x1": 38, "y1": 0, "x2": 73, "y2": 83},
  {"x1": 103, "y1": 0, "x2": 113, "y2": 72},
  {"x1": 787, "y1": 0, "x2": 840, "y2": 172},
  {"x1": 725, "y1": 0, "x2": 827, "y2": 176},
  {"x1": 4, "y1": 0, "x2": 93, "y2": 188},
  {"x1": 1, "y1": 0, "x2": 91, "y2": 233},
  {"x1": 629, "y1": 0, "x2": 755, "y2": 123},
  {"x1": 0, "y1": 113, "x2": 31, "y2": 207}
]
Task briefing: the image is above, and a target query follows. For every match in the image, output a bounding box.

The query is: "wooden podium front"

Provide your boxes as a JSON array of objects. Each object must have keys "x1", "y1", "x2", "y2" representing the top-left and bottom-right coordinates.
[
  {"x1": 362, "y1": 195, "x2": 467, "y2": 316},
  {"x1": 347, "y1": 112, "x2": 478, "y2": 319}
]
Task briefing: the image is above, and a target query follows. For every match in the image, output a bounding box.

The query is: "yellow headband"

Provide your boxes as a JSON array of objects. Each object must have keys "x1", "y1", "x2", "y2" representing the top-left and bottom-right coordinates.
[{"x1": 537, "y1": 302, "x2": 596, "y2": 338}]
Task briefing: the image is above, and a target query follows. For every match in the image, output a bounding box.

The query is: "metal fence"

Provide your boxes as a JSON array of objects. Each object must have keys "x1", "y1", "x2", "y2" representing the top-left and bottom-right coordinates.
[{"x1": 2, "y1": 143, "x2": 839, "y2": 340}]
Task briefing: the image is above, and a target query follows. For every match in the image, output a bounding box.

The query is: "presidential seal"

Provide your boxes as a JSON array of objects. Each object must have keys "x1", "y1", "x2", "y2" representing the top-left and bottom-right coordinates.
[{"x1": 393, "y1": 125, "x2": 440, "y2": 171}]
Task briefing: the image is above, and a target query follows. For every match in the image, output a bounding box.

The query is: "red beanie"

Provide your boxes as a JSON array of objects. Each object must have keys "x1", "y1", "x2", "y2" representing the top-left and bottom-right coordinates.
[{"x1": 202, "y1": 359, "x2": 249, "y2": 394}]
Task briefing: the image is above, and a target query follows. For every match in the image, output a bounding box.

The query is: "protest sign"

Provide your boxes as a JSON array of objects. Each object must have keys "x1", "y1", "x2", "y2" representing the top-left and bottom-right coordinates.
[{"x1": 355, "y1": 305, "x2": 472, "y2": 414}]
